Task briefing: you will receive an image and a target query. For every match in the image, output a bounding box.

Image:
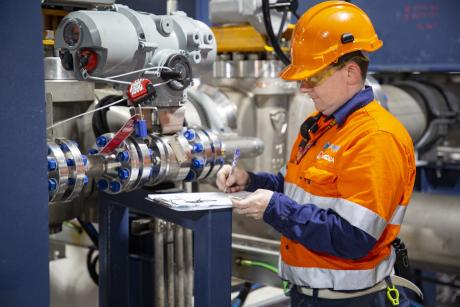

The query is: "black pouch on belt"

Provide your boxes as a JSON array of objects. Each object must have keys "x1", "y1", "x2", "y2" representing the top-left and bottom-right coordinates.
[{"x1": 392, "y1": 237, "x2": 412, "y2": 281}]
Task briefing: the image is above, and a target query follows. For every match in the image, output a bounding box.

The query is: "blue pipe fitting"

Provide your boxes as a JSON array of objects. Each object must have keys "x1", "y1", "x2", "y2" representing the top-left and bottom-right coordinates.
[
  {"x1": 83, "y1": 176, "x2": 89, "y2": 186},
  {"x1": 81, "y1": 155, "x2": 88, "y2": 166},
  {"x1": 110, "y1": 181, "x2": 122, "y2": 193},
  {"x1": 118, "y1": 168, "x2": 130, "y2": 180},
  {"x1": 192, "y1": 143, "x2": 204, "y2": 153},
  {"x1": 68, "y1": 178, "x2": 75, "y2": 185},
  {"x1": 218, "y1": 157, "x2": 225, "y2": 165},
  {"x1": 192, "y1": 158, "x2": 204, "y2": 169},
  {"x1": 48, "y1": 178, "x2": 57, "y2": 192},
  {"x1": 117, "y1": 151, "x2": 130, "y2": 162},
  {"x1": 88, "y1": 149, "x2": 99, "y2": 155},
  {"x1": 184, "y1": 129, "x2": 196, "y2": 141},
  {"x1": 66, "y1": 159, "x2": 75, "y2": 167},
  {"x1": 135, "y1": 119, "x2": 148, "y2": 138},
  {"x1": 97, "y1": 179, "x2": 109, "y2": 190},
  {"x1": 47, "y1": 158, "x2": 57, "y2": 171},
  {"x1": 96, "y1": 136, "x2": 108, "y2": 147}
]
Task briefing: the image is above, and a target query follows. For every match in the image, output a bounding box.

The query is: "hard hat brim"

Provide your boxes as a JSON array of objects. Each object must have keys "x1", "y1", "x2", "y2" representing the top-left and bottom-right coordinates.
[{"x1": 279, "y1": 63, "x2": 326, "y2": 81}]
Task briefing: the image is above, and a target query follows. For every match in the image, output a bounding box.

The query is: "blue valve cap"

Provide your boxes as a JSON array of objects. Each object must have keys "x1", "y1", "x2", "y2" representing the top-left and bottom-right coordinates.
[
  {"x1": 117, "y1": 151, "x2": 130, "y2": 162},
  {"x1": 83, "y1": 176, "x2": 89, "y2": 186},
  {"x1": 97, "y1": 179, "x2": 109, "y2": 190},
  {"x1": 68, "y1": 178, "x2": 75, "y2": 185},
  {"x1": 59, "y1": 143, "x2": 69, "y2": 152},
  {"x1": 81, "y1": 155, "x2": 88, "y2": 166},
  {"x1": 96, "y1": 136, "x2": 108, "y2": 147},
  {"x1": 193, "y1": 143, "x2": 204, "y2": 153},
  {"x1": 48, "y1": 158, "x2": 57, "y2": 171},
  {"x1": 48, "y1": 178, "x2": 58, "y2": 191},
  {"x1": 184, "y1": 129, "x2": 196, "y2": 141},
  {"x1": 118, "y1": 168, "x2": 130, "y2": 180},
  {"x1": 135, "y1": 120, "x2": 148, "y2": 138},
  {"x1": 110, "y1": 181, "x2": 122, "y2": 193},
  {"x1": 66, "y1": 159, "x2": 75, "y2": 167},
  {"x1": 88, "y1": 149, "x2": 99, "y2": 155},
  {"x1": 192, "y1": 158, "x2": 204, "y2": 169}
]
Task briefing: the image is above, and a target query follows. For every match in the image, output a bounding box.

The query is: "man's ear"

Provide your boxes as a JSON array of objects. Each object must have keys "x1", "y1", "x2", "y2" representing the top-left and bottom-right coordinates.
[{"x1": 346, "y1": 62, "x2": 362, "y2": 85}]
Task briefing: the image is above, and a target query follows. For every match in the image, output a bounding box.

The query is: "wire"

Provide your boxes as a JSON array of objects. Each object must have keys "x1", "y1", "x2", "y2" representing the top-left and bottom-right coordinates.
[
  {"x1": 47, "y1": 97, "x2": 126, "y2": 130},
  {"x1": 106, "y1": 65, "x2": 173, "y2": 79},
  {"x1": 236, "y1": 258, "x2": 290, "y2": 294}
]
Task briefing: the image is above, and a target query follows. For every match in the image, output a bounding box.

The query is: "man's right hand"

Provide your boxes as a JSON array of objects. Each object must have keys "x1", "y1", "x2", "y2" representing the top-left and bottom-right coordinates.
[{"x1": 216, "y1": 165, "x2": 250, "y2": 193}]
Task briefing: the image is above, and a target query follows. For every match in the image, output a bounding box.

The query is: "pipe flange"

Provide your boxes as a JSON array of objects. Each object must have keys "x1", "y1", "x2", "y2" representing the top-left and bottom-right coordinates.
[
  {"x1": 47, "y1": 141, "x2": 70, "y2": 203},
  {"x1": 55, "y1": 138, "x2": 87, "y2": 202},
  {"x1": 127, "y1": 137, "x2": 152, "y2": 191}
]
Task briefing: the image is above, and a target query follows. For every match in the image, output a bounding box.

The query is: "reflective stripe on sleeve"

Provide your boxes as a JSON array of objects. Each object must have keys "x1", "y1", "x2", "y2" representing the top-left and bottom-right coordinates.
[
  {"x1": 284, "y1": 182, "x2": 387, "y2": 239},
  {"x1": 279, "y1": 249, "x2": 396, "y2": 290},
  {"x1": 279, "y1": 165, "x2": 287, "y2": 176},
  {"x1": 389, "y1": 205, "x2": 407, "y2": 225}
]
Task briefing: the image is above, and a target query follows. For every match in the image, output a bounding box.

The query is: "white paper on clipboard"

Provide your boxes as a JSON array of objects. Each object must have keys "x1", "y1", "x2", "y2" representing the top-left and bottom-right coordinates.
[{"x1": 146, "y1": 191, "x2": 251, "y2": 211}]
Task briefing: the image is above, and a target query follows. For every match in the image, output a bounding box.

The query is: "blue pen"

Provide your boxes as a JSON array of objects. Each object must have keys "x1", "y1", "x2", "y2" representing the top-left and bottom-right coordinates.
[{"x1": 225, "y1": 148, "x2": 240, "y2": 193}]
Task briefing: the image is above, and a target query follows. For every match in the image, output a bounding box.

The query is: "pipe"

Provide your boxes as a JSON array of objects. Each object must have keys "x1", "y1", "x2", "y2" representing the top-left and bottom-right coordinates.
[
  {"x1": 174, "y1": 225, "x2": 185, "y2": 307},
  {"x1": 166, "y1": 0, "x2": 178, "y2": 14},
  {"x1": 219, "y1": 135, "x2": 265, "y2": 159},
  {"x1": 153, "y1": 218, "x2": 165, "y2": 307},
  {"x1": 184, "y1": 228, "x2": 194, "y2": 306},
  {"x1": 400, "y1": 192, "x2": 460, "y2": 273},
  {"x1": 166, "y1": 223, "x2": 175, "y2": 307}
]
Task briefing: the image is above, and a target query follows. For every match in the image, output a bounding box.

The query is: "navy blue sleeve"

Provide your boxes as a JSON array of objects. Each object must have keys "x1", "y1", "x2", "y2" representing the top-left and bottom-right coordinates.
[
  {"x1": 246, "y1": 171, "x2": 284, "y2": 193},
  {"x1": 263, "y1": 192, "x2": 376, "y2": 260}
]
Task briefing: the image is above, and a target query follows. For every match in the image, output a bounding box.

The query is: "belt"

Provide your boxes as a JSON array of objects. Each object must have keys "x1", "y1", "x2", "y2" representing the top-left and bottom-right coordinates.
[{"x1": 294, "y1": 276, "x2": 423, "y2": 300}]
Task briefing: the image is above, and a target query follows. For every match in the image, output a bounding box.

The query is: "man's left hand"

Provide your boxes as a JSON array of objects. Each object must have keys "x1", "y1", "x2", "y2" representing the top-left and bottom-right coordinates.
[{"x1": 231, "y1": 189, "x2": 274, "y2": 220}]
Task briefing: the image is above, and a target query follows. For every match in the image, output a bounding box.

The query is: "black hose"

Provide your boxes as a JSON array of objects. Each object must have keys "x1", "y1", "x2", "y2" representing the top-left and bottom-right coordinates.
[
  {"x1": 77, "y1": 218, "x2": 99, "y2": 249},
  {"x1": 77, "y1": 218, "x2": 100, "y2": 285},
  {"x1": 91, "y1": 95, "x2": 125, "y2": 137},
  {"x1": 262, "y1": 0, "x2": 291, "y2": 65},
  {"x1": 231, "y1": 282, "x2": 252, "y2": 307},
  {"x1": 87, "y1": 246, "x2": 99, "y2": 285}
]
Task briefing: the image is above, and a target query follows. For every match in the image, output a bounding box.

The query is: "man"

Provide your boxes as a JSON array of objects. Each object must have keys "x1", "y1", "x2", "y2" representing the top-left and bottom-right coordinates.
[{"x1": 216, "y1": 1, "x2": 421, "y2": 306}]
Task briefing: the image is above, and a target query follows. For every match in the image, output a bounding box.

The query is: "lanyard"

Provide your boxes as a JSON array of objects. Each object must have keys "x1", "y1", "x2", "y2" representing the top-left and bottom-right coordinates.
[{"x1": 295, "y1": 117, "x2": 337, "y2": 164}]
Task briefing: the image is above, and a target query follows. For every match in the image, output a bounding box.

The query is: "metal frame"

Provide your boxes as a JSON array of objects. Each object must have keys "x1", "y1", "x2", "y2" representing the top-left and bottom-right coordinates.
[
  {"x1": 0, "y1": 2, "x2": 49, "y2": 307},
  {"x1": 98, "y1": 190, "x2": 232, "y2": 307}
]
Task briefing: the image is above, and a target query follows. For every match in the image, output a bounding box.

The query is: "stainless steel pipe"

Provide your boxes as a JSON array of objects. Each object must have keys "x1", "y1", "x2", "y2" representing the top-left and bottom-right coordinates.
[
  {"x1": 174, "y1": 226, "x2": 185, "y2": 307},
  {"x1": 153, "y1": 219, "x2": 165, "y2": 307},
  {"x1": 184, "y1": 228, "x2": 194, "y2": 307},
  {"x1": 166, "y1": 223, "x2": 175, "y2": 307}
]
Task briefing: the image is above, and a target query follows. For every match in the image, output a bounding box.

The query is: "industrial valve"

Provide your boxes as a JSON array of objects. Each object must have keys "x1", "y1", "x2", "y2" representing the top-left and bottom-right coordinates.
[{"x1": 47, "y1": 130, "x2": 263, "y2": 203}]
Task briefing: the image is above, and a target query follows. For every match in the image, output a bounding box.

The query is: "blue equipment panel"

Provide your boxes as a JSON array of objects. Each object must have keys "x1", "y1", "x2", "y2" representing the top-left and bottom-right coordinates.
[
  {"x1": 0, "y1": 1, "x2": 49, "y2": 307},
  {"x1": 297, "y1": 0, "x2": 460, "y2": 72}
]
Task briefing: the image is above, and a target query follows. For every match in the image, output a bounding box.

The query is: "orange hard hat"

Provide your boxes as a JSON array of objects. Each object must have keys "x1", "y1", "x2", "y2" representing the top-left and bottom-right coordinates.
[{"x1": 279, "y1": 1, "x2": 383, "y2": 81}]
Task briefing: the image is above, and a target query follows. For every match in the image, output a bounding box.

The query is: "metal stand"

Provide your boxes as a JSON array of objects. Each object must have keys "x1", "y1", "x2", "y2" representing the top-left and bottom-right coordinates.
[{"x1": 98, "y1": 190, "x2": 232, "y2": 307}]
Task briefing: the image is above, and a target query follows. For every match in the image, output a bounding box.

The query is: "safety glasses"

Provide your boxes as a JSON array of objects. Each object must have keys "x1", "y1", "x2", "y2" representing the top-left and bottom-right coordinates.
[{"x1": 300, "y1": 64, "x2": 344, "y2": 88}]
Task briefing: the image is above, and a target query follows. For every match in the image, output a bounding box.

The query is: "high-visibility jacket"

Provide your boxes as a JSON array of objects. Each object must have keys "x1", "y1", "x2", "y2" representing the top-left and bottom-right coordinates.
[{"x1": 247, "y1": 86, "x2": 415, "y2": 290}]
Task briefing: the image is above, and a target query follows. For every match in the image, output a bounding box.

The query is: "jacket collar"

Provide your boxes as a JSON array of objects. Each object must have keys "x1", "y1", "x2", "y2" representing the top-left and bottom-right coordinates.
[{"x1": 332, "y1": 86, "x2": 374, "y2": 126}]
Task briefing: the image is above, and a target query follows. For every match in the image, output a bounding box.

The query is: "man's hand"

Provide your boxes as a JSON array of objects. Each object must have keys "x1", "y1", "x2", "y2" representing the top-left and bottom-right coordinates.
[
  {"x1": 231, "y1": 189, "x2": 274, "y2": 220},
  {"x1": 216, "y1": 165, "x2": 250, "y2": 193}
]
